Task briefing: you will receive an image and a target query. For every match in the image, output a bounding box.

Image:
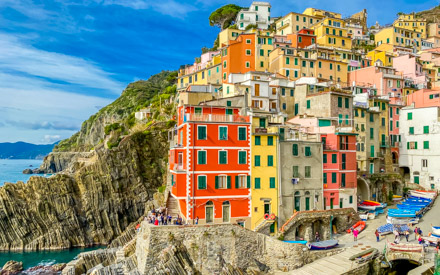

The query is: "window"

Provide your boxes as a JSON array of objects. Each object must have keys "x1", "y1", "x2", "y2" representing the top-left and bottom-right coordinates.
[
  {"x1": 197, "y1": 126, "x2": 207, "y2": 140},
  {"x1": 332, "y1": 154, "x2": 337, "y2": 163},
  {"x1": 246, "y1": 39, "x2": 251, "y2": 44},
  {"x1": 235, "y1": 175, "x2": 247, "y2": 189},
  {"x1": 424, "y1": 141, "x2": 429, "y2": 149},
  {"x1": 292, "y1": 144, "x2": 299, "y2": 156},
  {"x1": 260, "y1": 61, "x2": 264, "y2": 67},
  {"x1": 294, "y1": 58, "x2": 298, "y2": 65},
  {"x1": 424, "y1": 126, "x2": 429, "y2": 134},
  {"x1": 223, "y1": 61, "x2": 227, "y2": 68},
  {"x1": 422, "y1": 159, "x2": 428, "y2": 168},
  {"x1": 254, "y1": 155, "x2": 260, "y2": 166},
  {"x1": 338, "y1": 97, "x2": 342, "y2": 107},
  {"x1": 198, "y1": 175, "x2": 207, "y2": 189},
  {"x1": 254, "y1": 177, "x2": 261, "y2": 189},
  {"x1": 198, "y1": 150, "x2": 207, "y2": 165},
  {"x1": 318, "y1": 61, "x2": 322, "y2": 68},
  {"x1": 267, "y1": 136, "x2": 273, "y2": 146},
  {"x1": 206, "y1": 201, "x2": 214, "y2": 223},
  {"x1": 290, "y1": 89, "x2": 294, "y2": 96},
  {"x1": 345, "y1": 98, "x2": 349, "y2": 108},
  {"x1": 409, "y1": 127, "x2": 414, "y2": 135},
  {"x1": 238, "y1": 127, "x2": 247, "y2": 141},
  {"x1": 349, "y1": 196, "x2": 353, "y2": 204},
  {"x1": 323, "y1": 173, "x2": 327, "y2": 183},
  {"x1": 302, "y1": 60, "x2": 306, "y2": 67},
  {"x1": 332, "y1": 172, "x2": 337, "y2": 183},
  {"x1": 260, "y1": 49, "x2": 264, "y2": 56},
  {"x1": 281, "y1": 88, "x2": 285, "y2": 96},
  {"x1": 219, "y1": 151, "x2": 227, "y2": 164},
  {"x1": 305, "y1": 146, "x2": 311, "y2": 157},
  {"x1": 381, "y1": 118, "x2": 385, "y2": 126},
  {"x1": 323, "y1": 154, "x2": 327, "y2": 163},
  {"x1": 238, "y1": 151, "x2": 247, "y2": 164},
  {"x1": 255, "y1": 136, "x2": 261, "y2": 145},
  {"x1": 305, "y1": 166, "x2": 311, "y2": 178},
  {"x1": 341, "y1": 173, "x2": 346, "y2": 187},
  {"x1": 215, "y1": 175, "x2": 229, "y2": 189},
  {"x1": 219, "y1": 126, "x2": 228, "y2": 140},
  {"x1": 269, "y1": 177, "x2": 275, "y2": 188},
  {"x1": 370, "y1": 128, "x2": 374, "y2": 139},
  {"x1": 292, "y1": 166, "x2": 299, "y2": 177},
  {"x1": 369, "y1": 113, "x2": 374, "y2": 122},
  {"x1": 286, "y1": 57, "x2": 290, "y2": 65},
  {"x1": 408, "y1": 112, "x2": 413, "y2": 120},
  {"x1": 267, "y1": 155, "x2": 274, "y2": 166},
  {"x1": 396, "y1": 121, "x2": 399, "y2": 128},
  {"x1": 307, "y1": 100, "x2": 311, "y2": 109},
  {"x1": 245, "y1": 62, "x2": 250, "y2": 68},
  {"x1": 283, "y1": 103, "x2": 286, "y2": 110}
]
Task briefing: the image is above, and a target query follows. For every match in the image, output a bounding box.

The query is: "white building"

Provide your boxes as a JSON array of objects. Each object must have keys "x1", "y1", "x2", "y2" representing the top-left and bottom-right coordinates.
[
  {"x1": 236, "y1": 2, "x2": 273, "y2": 30},
  {"x1": 399, "y1": 106, "x2": 440, "y2": 190}
]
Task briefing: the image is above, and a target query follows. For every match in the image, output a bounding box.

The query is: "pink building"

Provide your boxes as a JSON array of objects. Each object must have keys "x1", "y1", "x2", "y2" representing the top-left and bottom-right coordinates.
[
  {"x1": 389, "y1": 97, "x2": 405, "y2": 166},
  {"x1": 407, "y1": 88, "x2": 440, "y2": 108},
  {"x1": 392, "y1": 54, "x2": 428, "y2": 89},
  {"x1": 183, "y1": 50, "x2": 220, "y2": 75},
  {"x1": 348, "y1": 66, "x2": 405, "y2": 97}
]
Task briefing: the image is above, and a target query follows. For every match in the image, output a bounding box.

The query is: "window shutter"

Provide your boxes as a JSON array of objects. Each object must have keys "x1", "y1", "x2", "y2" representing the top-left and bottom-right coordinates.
[
  {"x1": 227, "y1": 176, "x2": 231, "y2": 189},
  {"x1": 415, "y1": 142, "x2": 418, "y2": 149},
  {"x1": 235, "y1": 176, "x2": 239, "y2": 188},
  {"x1": 407, "y1": 142, "x2": 410, "y2": 149},
  {"x1": 215, "y1": 176, "x2": 219, "y2": 189},
  {"x1": 247, "y1": 175, "x2": 250, "y2": 188}
]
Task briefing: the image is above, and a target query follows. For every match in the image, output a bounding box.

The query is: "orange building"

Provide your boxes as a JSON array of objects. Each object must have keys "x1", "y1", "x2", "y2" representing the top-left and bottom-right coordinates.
[
  {"x1": 221, "y1": 34, "x2": 256, "y2": 83},
  {"x1": 289, "y1": 29, "x2": 316, "y2": 48},
  {"x1": 169, "y1": 105, "x2": 252, "y2": 227}
]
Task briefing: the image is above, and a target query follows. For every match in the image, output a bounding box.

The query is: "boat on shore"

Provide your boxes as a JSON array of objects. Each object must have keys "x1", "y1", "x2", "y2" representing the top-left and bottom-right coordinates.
[
  {"x1": 386, "y1": 216, "x2": 419, "y2": 225},
  {"x1": 392, "y1": 195, "x2": 403, "y2": 201},
  {"x1": 307, "y1": 240, "x2": 338, "y2": 250},
  {"x1": 284, "y1": 240, "x2": 308, "y2": 245},
  {"x1": 432, "y1": 226, "x2": 440, "y2": 236},
  {"x1": 347, "y1": 221, "x2": 366, "y2": 233},
  {"x1": 358, "y1": 204, "x2": 377, "y2": 211},
  {"x1": 410, "y1": 191, "x2": 436, "y2": 200},
  {"x1": 388, "y1": 242, "x2": 423, "y2": 252}
]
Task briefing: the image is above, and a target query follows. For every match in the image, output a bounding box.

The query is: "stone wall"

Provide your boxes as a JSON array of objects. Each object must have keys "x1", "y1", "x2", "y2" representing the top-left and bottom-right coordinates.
[
  {"x1": 136, "y1": 223, "x2": 307, "y2": 274},
  {"x1": 281, "y1": 208, "x2": 360, "y2": 241}
]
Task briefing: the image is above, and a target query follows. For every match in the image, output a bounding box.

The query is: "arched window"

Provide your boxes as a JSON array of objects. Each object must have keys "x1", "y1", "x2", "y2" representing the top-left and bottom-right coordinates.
[
  {"x1": 294, "y1": 191, "x2": 301, "y2": 211},
  {"x1": 305, "y1": 191, "x2": 311, "y2": 210}
]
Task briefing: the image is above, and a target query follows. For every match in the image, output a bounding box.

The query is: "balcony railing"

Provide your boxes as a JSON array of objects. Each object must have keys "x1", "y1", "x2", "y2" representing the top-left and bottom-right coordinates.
[
  {"x1": 323, "y1": 144, "x2": 338, "y2": 151},
  {"x1": 380, "y1": 141, "x2": 390, "y2": 148},
  {"x1": 253, "y1": 126, "x2": 278, "y2": 134},
  {"x1": 185, "y1": 114, "x2": 250, "y2": 123}
]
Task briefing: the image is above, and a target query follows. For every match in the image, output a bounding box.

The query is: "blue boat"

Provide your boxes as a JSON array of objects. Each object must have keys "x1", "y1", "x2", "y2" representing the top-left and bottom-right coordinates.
[
  {"x1": 307, "y1": 239, "x2": 338, "y2": 250},
  {"x1": 284, "y1": 240, "x2": 308, "y2": 245},
  {"x1": 388, "y1": 212, "x2": 417, "y2": 218}
]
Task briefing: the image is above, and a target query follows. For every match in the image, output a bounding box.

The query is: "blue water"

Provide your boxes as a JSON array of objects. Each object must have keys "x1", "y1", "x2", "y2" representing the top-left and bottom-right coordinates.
[
  {"x1": 0, "y1": 247, "x2": 103, "y2": 269},
  {"x1": 0, "y1": 159, "x2": 102, "y2": 269},
  {"x1": 0, "y1": 159, "x2": 43, "y2": 186}
]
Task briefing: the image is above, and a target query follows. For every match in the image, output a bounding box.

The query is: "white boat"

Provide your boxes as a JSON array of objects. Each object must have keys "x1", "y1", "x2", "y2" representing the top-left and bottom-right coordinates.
[
  {"x1": 359, "y1": 213, "x2": 368, "y2": 221},
  {"x1": 388, "y1": 242, "x2": 423, "y2": 252},
  {"x1": 368, "y1": 212, "x2": 376, "y2": 220},
  {"x1": 386, "y1": 216, "x2": 419, "y2": 225},
  {"x1": 432, "y1": 226, "x2": 440, "y2": 236},
  {"x1": 358, "y1": 204, "x2": 377, "y2": 211},
  {"x1": 410, "y1": 191, "x2": 436, "y2": 200}
]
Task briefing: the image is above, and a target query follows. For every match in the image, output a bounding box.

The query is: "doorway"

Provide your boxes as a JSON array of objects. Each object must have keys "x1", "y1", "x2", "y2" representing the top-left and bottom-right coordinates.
[
  {"x1": 206, "y1": 201, "x2": 214, "y2": 223},
  {"x1": 222, "y1": 201, "x2": 230, "y2": 223}
]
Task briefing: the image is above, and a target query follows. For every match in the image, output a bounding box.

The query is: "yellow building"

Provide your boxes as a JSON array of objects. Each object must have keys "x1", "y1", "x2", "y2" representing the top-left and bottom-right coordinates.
[
  {"x1": 369, "y1": 97, "x2": 392, "y2": 172},
  {"x1": 275, "y1": 12, "x2": 320, "y2": 35},
  {"x1": 219, "y1": 28, "x2": 241, "y2": 47},
  {"x1": 302, "y1": 8, "x2": 341, "y2": 19},
  {"x1": 393, "y1": 13, "x2": 427, "y2": 39},
  {"x1": 250, "y1": 113, "x2": 279, "y2": 234},
  {"x1": 367, "y1": 44, "x2": 395, "y2": 67},
  {"x1": 312, "y1": 17, "x2": 352, "y2": 50},
  {"x1": 375, "y1": 27, "x2": 422, "y2": 51}
]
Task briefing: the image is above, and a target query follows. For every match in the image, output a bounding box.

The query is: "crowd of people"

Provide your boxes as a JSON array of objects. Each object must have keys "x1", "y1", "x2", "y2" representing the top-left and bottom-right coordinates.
[{"x1": 145, "y1": 207, "x2": 184, "y2": 226}]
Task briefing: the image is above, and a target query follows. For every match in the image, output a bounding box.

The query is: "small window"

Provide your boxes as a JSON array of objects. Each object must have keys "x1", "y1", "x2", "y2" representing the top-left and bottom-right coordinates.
[
  {"x1": 307, "y1": 100, "x2": 311, "y2": 109},
  {"x1": 255, "y1": 136, "x2": 261, "y2": 145},
  {"x1": 219, "y1": 126, "x2": 228, "y2": 140},
  {"x1": 267, "y1": 155, "x2": 274, "y2": 166},
  {"x1": 305, "y1": 146, "x2": 311, "y2": 157},
  {"x1": 198, "y1": 175, "x2": 207, "y2": 189},
  {"x1": 254, "y1": 155, "x2": 261, "y2": 166},
  {"x1": 267, "y1": 136, "x2": 273, "y2": 146},
  {"x1": 238, "y1": 151, "x2": 247, "y2": 164},
  {"x1": 292, "y1": 144, "x2": 299, "y2": 156},
  {"x1": 424, "y1": 141, "x2": 430, "y2": 149},
  {"x1": 197, "y1": 126, "x2": 207, "y2": 140},
  {"x1": 424, "y1": 126, "x2": 429, "y2": 134},
  {"x1": 408, "y1": 112, "x2": 413, "y2": 120},
  {"x1": 246, "y1": 39, "x2": 251, "y2": 44},
  {"x1": 254, "y1": 177, "x2": 261, "y2": 189},
  {"x1": 219, "y1": 151, "x2": 227, "y2": 164},
  {"x1": 246, "y1": 49, "x2": 251, "y2": 55},
  {"x1": 269, "y1": 177, "x2": 275, "y2": 188},
  {"x1": 238, "y1": 127, "x2": 247, "y2": 141},
  {"x1": 305, "y1": 166, "x2": 311, "y2": 178},
  {"x1": 198, "y1": 150, "x2": 207, "y2": 165},
  {"x1": 332, "y1": 154, "x2": 337, "y2": 163}
]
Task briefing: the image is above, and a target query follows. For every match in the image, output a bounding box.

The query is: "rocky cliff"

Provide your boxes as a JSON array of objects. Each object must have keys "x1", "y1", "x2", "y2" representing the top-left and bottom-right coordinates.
[{"x1": 0, "y1": 123, "x2": 170, "y2": 251}]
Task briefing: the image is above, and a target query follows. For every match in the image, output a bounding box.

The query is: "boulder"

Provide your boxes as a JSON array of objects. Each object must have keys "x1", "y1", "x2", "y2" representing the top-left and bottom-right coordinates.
[
  {"x1": 1, "y1": 260, "x2": 23, "y2": 274},
  {"x1": 22, "y1": 169, "x2": 33, "y2": 174}
]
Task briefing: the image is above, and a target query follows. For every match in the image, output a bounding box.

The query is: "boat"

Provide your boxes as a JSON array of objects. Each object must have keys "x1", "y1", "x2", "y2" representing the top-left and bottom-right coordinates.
[
  {"x1": 307, "y1": 239, "x2": 338, "y2": 250},
  {"x1": 432, "y1": 233, "x2": 440, "y2": 238},
  {"x1": 347, "y1": 221, "x2": 366, "y2": 233},
  {"x1": 392, "y1": 195, "x2": 403, "y2": 201},
  {"x1": 410, "y1": 191, "x2": 436, "y2": 200},
  {"x1": 284, "y1": 240, "x2": 308, "y2": 245},
  {"x1": 363, "y1": 200, "x2": 381, "y2": 206},
  {"x1": 358, "y1": 204, "x2": 377, "y2": 211},
  {"x1": 368, "y1": 212, "x2": 376, "y2": 219},
  {"x1": 388, "y1": 242, "x2": 423, "y2": 252},
  {"x1": 359, "y1": 213, "x2": 368, "y2": 221},
  {"x1": 387, "y1": 212, "x2": 416, "y2": 218},
  {"x1": 432, "y1": 226, "x2": 440, "y2": 236},
  {"x1": 386, "y1": 216, "x2": 419, "y2": 225}
]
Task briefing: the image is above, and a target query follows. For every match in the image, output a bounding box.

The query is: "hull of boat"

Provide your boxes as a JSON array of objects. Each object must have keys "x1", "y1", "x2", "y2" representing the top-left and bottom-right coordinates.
[
  {"x1": 308, "y1": 240, "x2": 338, "y2": 250},
  {"x1": 284, "y1": 240, "x2": 308, "y2": 245},
  {"x1": 388, "y1": 242, "x2": 423, "y2": 252},
  {"x1": 358, "y1": 205, "x2": 376, "y2": 210},
  {"x1": 432, "y1": 226, "x2": 440, "y2": 236}
]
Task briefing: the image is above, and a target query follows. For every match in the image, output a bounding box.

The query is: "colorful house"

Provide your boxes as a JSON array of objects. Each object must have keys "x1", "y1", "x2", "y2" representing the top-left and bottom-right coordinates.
[
  {"x1": 169, "y1": 105, "x2": 252, "y2": 227},
  {"x1": 312, "y1": 17, "x2": 352, "y2": 50}
]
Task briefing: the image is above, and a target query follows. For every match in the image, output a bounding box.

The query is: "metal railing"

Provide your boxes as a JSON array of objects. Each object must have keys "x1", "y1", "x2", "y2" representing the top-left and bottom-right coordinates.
[{"x1": 185, "y1": 114, "x2": 250, "y2": 123}]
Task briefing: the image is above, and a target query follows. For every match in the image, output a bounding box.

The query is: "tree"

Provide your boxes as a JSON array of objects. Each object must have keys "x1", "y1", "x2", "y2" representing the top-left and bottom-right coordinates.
[{"x1": 209, "y1": 4, "x2": 242, "y2": 30}]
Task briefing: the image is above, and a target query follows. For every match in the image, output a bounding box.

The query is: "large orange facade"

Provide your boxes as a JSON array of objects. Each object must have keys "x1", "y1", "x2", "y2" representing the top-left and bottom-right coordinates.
[
  {"x1": 169, "y1": 105, "x2": 252, "y2": 227},
  {"x1": 221, "y1": 34, "x2": 256, "y2": 83}
]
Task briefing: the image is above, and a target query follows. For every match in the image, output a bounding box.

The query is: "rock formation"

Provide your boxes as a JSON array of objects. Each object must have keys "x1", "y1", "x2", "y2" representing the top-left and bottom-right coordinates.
[
  {"x1": 1, "y1": 261, "x2": 23, "y2": 275},
  {"x1": 0, "y1": 124, "x2": 169, "y2": 251}
]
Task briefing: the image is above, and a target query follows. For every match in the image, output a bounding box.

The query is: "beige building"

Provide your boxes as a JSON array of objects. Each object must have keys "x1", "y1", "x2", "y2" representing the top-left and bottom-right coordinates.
[{"x1": 275, "y1": 12, "x2": 320, "y2": 36}]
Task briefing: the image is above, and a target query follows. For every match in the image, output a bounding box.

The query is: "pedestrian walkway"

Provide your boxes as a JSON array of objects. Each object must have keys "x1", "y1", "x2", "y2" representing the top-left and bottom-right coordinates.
[{"x1": 285, "y1": 244, "x2": 372, "y2": 274}]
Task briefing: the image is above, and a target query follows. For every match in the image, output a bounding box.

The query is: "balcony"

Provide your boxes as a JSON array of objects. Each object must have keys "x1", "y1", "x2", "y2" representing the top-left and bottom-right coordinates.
[
  {"x1": 185, "y1": 114, "x2": 250, "y2": 123},
  {"x1": 380, "y1": 141, "x2": 390, "y2": 148},
  {"x1": 239, "y1": 16, "x2": 250, "y2": 22},
  {"x1": 323, "y1": 144, "x2": 338, "y2": 151},
  {"x1": 253, "y1": 126, "x2": 278, "y2": 134},
  {"x1": 336, "y1": 126, "x2": 354, "y2": 133}
]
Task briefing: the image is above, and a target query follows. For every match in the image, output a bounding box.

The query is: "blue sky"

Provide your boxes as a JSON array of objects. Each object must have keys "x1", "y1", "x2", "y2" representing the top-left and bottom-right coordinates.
[{"x1": 1, "y1": 0, "x2": 438, "y2": 144}]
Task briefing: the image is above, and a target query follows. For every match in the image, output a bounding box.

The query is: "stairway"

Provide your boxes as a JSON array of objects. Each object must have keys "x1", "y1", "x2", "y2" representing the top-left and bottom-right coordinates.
[{"x1": 166, "y1": 193, "x2": 181, "y2": 218}]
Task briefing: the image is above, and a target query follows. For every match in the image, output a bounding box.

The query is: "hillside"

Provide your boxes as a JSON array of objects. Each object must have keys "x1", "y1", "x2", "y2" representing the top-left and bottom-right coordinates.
[
  {"x1": 0, "y1": 142, "x2": 57, "y2": 159},
  {"x1": 416, "y1": 5, "x2": 440, "y2": 23}
]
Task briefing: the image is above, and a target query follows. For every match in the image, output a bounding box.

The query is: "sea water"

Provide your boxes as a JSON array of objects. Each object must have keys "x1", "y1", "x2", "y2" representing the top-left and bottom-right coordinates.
[
  {"x1": 0, "y1": 159, "x2": 101, "y2": 269},
  {"x1": 0, "y1": 159, "x2": 43, "y2": 186}
]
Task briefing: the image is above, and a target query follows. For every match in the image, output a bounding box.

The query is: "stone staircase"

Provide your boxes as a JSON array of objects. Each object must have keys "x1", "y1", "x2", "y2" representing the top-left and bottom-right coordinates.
[{"x1": 166, "y1": 193, "x2": 181, "y2": 218}]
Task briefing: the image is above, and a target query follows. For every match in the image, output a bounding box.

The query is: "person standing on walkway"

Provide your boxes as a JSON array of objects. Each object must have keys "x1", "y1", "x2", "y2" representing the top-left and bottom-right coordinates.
[
  {"x1": 353, "y1": 229, "x2": 359, "y2": 242},
  {"x1": 393, "y1": 230, "x2": 400, "y2": 243},
  {"x1": 375, "y1": 229, "x2": 380, "y2": 242},
  {"x1": 405, "y1": 230, "x2": 409, "y2": 242},
  {"x1": 315, "y1": 231, "x2": 320, "y2": 242},
  {"x1": 414, "y1": 227, "x2": 419, "y2": 240}
]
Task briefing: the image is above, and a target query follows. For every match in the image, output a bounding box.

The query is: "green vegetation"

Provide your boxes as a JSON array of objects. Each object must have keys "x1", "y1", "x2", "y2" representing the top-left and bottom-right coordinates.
[
  {"x1": 54, "y1": 71, "x2": 177, "y2": 152},
  {"x1": 158, "y1": 185, "x2": 166, "y2": 193},
  {"x1": 245, "y1": 23, "x2": 258, "y2": 31},
  {"x1": 209, "y1": 4, "x2": 242, "y2": 30},
  {"x1": 416, "y1": 5, "x2": 440, "y2": 23}
]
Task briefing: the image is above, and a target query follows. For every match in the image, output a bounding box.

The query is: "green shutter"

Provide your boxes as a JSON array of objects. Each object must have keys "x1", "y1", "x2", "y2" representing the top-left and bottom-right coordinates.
[
  {"x1": 305, "y1": 146, "x2": 311, "y2": 156},
  {"x1": 341, "y1": 173, "x2": 346, "y2": 187},
  {"x1": 292, "y1": 144, "x2": 298, "y2": 156},
  {"x1": 332, "y1": 154, "x2": 337, "y2": 163},
  {"x1": 424, "y1": 126, "x2": 429, "y2": 134},
  {"x1": 323, "y1": 173, "x2": 327, "y2": 183},
  {"x1": 269, "y1": 177, "x2": 275, "y2": 188},
  {"x1": 255, "y1": 178, "x2": 260, "y2": 189},
  {"x1": 268, "y1": 155, "x2": 273, "y2": 166},
  {"x1": 227, "y1": 176, "x2": 231, "y2": 189},
  {"x1": 293, "y1": 166, "x2": 299, "y2": 177},
  {"x1": 332, "y1": 173, "x2": 337, "y2": 183},
  {"x1": 267, "y1": 136, "x2": 273, "y2": 145},
  {"x1": 409, "y1": 127, "x2": 414, "y2": 135},
  {"x1": 424, "y1": 141, "x2": 429, "y2": 149},
  {"x1": 338, "y1": 97, "x2": 342, "y2": 107},
  {"x1": 255, "y1": 155, "x2": 260, "y2": 166},
  {"x1": 407, "y1": 142, "x2": 410, "y2": 149},
  {"x1": 215, "y1": 176, "x2": 219, "y2": 189},
  {"x1": 345, "y1": 98, "x2": 349, "y2": 108},
  {"x1": 307, "y1": 100, "x2": 310, "y2": 109},
  {"x1": 235, "y1": 176, "x2": 239, "y2": 188},
  {"x1": 415, "y1": 142, "x2": 418, "y2": 149},
  {"x1": 408, "y1": 112, "x2": 412, "y2": 120},
  {"x1": 255, "y1": 136, "x2": 261, "y2": 145},
  {"x1": 239, "y1": 127, "x2": 246, "y2": 140},
  {"x1": 247, "y1": 175, "x2": 250, "y2": 188},
  {"x1": 323, "y1": 154, "x2": 327, "y2": 163}
]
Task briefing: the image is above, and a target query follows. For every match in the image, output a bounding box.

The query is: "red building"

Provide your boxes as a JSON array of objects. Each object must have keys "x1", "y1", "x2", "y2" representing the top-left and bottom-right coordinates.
[
  {"x1": 288, "y1": 29, "x2": 316, "y2": 48},
  {"x1": 322, "y1": 133, "x2": 357, "y2": 210},
  {"x1": 169, "y1": 105, "x2": 252, "y2": 227}
]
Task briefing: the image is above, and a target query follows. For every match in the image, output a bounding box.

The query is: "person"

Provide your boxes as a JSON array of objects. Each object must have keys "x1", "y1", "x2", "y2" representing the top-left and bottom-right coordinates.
[
  {"x1": 436, "y1": 241, "x2": 440, "y2": 253},
  {"x1": 418, "y1": 236, "x2": 423, "y2": 244},
  {"x1": 161, "y1": 214, "x2": 165, "y2": 225},
  {"x1": 375, "y1": 229, "x2": 380, "y2": 242},
  {"x1": 405, "y1": 230, "x2": 409, "y2": 242},
  {"x1": 195, "y1": 216, "x2": 199, "y2": 225},
  {"x1": 168, "y1": 215, "x2": 172, "y2": 225},
  {"x1": 418, "y1": 228, "x2": 423, "y2": 236},
  {"x1": 154, "y1": 218, "x2": 159, "y2": 226},
  {"x1": 315, "y1": 231, "x2": 320, "y2": 242},
  {"x1": 393, "y1": 230, "x2": 400, "y2": 243},
  {"x1": 414, "y1": 227, "x2": 419, "y2": 240},
  {"x1": 353, "y1": 228, "x2": 359, "y2": 242}
]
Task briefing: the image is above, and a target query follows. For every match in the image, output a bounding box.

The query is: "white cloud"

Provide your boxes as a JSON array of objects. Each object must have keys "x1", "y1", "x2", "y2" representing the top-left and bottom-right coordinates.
[
  {"x1": 42, "y1": 135, "x2": 61, "y2": 143},
  {"x1": 0, "y1": 33, "x2": 124, "y2": 94},
  {"x1": 101, "y1": 0, "x2": 197, "y2": 18}
]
